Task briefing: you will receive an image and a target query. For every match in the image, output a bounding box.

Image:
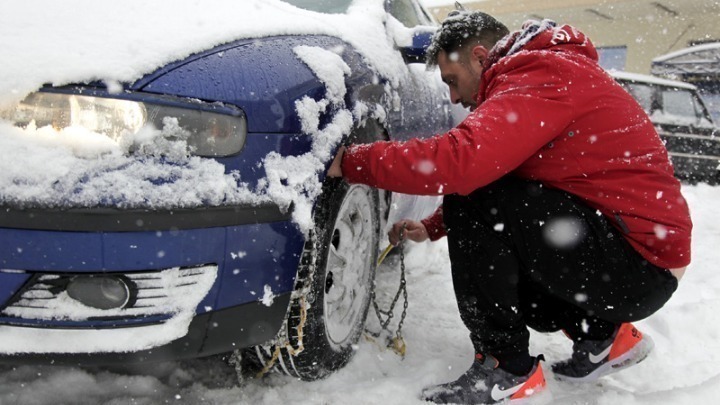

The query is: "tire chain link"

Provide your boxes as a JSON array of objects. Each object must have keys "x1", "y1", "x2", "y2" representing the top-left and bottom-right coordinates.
[{"x1": 369, "y1": 223, "x2": 408, "y2": 357}]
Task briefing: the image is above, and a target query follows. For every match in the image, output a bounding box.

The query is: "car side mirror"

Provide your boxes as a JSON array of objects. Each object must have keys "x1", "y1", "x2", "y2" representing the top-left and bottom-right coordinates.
[{"x1": 396, "y1": 26, "x2": 436, "y2": 64}]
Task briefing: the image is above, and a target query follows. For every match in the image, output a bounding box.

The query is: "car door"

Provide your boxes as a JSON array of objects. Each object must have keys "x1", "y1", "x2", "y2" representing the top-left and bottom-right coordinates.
[{"x1": 657, "y1": 85, "x2": 720, "y2": 182}]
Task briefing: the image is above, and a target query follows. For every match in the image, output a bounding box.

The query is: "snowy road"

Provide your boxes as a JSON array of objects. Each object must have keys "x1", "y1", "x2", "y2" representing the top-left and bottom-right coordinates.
[{"x1": 1, "y1": 184, "x2": 719, "y2": 405}]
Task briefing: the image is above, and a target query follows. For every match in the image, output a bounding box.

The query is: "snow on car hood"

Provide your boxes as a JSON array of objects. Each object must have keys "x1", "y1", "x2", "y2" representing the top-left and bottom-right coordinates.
[
  {"x1": 0, "y1": 0, "x2": 405, "y2": 107},
  {"x1": 0, "y1": 0, "x2": 413, "y2": 232}
]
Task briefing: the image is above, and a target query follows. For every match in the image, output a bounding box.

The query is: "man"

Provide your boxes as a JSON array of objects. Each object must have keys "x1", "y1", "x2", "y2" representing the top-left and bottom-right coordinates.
[{"x1": 328, "y1": 10, "x2": 691, "y2": 405}]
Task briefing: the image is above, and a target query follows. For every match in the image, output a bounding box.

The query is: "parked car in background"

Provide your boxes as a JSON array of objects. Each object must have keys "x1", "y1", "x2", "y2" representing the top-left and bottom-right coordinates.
[
  {"x1": 0, "y1": 0, "x2": 455, "y2": 381},
  {"x1": 611, "y1": 71, "x2": 720, "y2": 184}
]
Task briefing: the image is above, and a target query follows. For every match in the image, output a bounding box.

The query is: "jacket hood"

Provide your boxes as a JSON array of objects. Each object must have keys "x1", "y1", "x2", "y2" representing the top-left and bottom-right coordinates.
[
  {"x1": 486, "y1": 20, "x2": 598, "y2": 68},
  {"x1": 477, "y1": 20, "x2": 598, "y2": 104}
]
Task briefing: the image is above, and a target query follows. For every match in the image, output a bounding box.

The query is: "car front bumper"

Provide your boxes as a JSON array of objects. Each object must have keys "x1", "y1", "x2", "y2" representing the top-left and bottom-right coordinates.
[
  {"x1": 0, "y1": 292, "x2": 291, "y2": 365},
  {"x1": 0, "y1": 202, "x2": 303, "y2": 363}
]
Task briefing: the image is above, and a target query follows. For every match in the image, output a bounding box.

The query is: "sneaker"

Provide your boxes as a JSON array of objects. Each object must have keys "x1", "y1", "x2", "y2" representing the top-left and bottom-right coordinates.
[
  {"x1": 552, "y1": 323, "x2": 654, "y2": 382},
  {"x1": 422, "y1": 354, "x2": 548, "y2": 404}
]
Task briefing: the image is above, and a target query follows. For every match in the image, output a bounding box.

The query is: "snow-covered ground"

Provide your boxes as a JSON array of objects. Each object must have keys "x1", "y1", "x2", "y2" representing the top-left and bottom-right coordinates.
[{"x1": 0, "y1": 183, "x2": 717, "y2": 404}]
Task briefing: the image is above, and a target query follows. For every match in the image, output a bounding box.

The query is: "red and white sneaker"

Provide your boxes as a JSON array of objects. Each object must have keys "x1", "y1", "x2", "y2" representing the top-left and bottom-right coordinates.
[
  {"x1": 422, "y1": 354, "x2": 550, "y2": 404},
  {"x1": 552, "y1": 323, "x2": 654, "y2": 382}
]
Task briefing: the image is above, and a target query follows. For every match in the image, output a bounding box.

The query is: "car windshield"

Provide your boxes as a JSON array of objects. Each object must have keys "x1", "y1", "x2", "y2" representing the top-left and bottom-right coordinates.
[{"x1": 281, "y1": 0, "x2": 353, "y2": 13}]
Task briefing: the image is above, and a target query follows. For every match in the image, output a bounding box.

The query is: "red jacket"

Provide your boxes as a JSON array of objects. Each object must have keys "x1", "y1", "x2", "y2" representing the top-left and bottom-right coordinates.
[{"x1": 342, "y1": 23, "x2": 692, "y2": 269}]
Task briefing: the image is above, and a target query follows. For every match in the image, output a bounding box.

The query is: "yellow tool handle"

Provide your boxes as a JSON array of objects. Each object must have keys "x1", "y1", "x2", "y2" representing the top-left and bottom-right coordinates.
[{"x1": 377, "y1": 243, "x2": 394, "y2": 266}]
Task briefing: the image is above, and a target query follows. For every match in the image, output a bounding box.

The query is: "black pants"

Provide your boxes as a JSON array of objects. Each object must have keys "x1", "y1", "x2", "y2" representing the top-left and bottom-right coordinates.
[{"x1": 443, "y1": 177, "x2": 678, "y2": 359}]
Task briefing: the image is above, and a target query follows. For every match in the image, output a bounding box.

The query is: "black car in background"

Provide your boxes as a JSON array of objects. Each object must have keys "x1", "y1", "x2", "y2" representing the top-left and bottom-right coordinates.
[{"x1": 611, "y1": 71, "x2": 720, "y2": 184}]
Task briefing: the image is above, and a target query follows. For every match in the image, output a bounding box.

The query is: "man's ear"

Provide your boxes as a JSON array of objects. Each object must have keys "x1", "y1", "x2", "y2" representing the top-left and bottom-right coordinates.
[{"x1": 470, "y1": 45, "x2": 489, "y2": 68}]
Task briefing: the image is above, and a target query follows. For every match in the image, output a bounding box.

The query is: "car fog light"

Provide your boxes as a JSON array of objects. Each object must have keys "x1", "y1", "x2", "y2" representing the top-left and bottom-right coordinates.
[{"x1": 66, "y1": 276, "x2": 131, "y2": 310}]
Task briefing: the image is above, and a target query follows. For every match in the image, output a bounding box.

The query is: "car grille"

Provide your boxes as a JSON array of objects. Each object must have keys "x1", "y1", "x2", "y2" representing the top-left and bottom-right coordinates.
[{"x1": 1, "y1": 265, "x2": 217, "y2": 322}]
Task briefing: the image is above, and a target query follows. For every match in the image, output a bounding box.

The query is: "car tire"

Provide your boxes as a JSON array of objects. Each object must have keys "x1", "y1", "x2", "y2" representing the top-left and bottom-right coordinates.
[{"x1": 246, "y1": 176, "x2": 380, "y2": 381}]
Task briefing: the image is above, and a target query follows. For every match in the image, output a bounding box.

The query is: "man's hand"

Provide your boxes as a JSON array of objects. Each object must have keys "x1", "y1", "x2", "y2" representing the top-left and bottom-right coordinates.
[
  {"x1": 327, "y1": 146, "x2": 345, "y2": 178},
  {"x1": 388, "y1": 219, "x2": 429, "y2": 246}
]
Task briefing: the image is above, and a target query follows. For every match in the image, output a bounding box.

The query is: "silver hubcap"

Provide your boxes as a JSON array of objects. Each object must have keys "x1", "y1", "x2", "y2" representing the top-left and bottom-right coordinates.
[{"x1": 324, "y1": 184, "x2": 375, "y2": 348}]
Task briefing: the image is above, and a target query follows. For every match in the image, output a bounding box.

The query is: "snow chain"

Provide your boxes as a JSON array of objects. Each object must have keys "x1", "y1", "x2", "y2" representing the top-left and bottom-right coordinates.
[
  {"x1": 253, "y1": 297, "x2": 308, "y2": 378},
  {"x1": 230, "y1": 222, "x2": 410, "y2": 382},
  {"x1": 369, "y1": 223, "x2": 409, "y2": 357},
  {"x1": 230, "y1": 230, "x2": 317, "y2": 380}
]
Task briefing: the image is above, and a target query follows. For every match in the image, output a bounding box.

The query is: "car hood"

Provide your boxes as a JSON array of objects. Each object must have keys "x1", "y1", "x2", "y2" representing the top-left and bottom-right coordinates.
[{"x1": 0, "y1": 0, "x2": 404, "y2": 109}]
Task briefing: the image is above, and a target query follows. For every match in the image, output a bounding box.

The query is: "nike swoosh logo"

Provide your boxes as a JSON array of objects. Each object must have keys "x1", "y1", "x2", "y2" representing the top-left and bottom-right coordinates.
[
  {"x1": 490, "y1": 383, "x2": 523, "y2": 401},
  {"x1": 588, "y1": 345, "x2": 612, "y2": 364}
]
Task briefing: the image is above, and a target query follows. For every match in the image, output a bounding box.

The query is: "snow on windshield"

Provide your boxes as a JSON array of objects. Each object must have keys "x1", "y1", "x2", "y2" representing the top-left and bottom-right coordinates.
[{"x1": 0, "y1": 0, "x2": 411, "y2": 232}]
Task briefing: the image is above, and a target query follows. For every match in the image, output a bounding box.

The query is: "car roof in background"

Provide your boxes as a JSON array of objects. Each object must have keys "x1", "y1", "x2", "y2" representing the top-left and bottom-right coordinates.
[
  {"x1": 608, "y1": 70, "x2": 697, "y2": 90},
  {"x1": 652, "y1": 42, "x2": 720, "y2": 63}
]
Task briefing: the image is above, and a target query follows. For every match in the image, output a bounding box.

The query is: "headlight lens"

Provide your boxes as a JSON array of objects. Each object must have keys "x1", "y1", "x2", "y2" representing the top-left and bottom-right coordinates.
[{"x1": 0, "y1": 92, "x2": 246, "y2": 157}]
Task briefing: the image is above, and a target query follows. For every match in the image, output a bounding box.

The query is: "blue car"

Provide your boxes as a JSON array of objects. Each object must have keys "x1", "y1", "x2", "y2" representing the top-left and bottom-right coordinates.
[{"x1": 0, "y1": 0, "x2": 456, "y2": 380}]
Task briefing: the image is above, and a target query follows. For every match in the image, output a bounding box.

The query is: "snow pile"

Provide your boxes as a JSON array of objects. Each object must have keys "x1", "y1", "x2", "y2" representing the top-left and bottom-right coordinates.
[
  {"x1": 0, "y1": 120, "x2": 262, "y2": 209},
  {"x1": 261, "y1": 285, "x2": 277, "y2": 307},
  {"x1": 293, "y1": 46, "x2": 352, "y2": 105},
  {"x1": 0, "y1": 315, "x2": 200, "y2": 355},
  {"x1": 119, "y1": 117, "x2": 195, "y2": 162}
]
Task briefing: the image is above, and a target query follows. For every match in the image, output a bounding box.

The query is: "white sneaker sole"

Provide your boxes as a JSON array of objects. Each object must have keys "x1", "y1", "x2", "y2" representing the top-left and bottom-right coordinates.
[{"x1": 553, "y1": 334, "x2": 654, "y2": 383}]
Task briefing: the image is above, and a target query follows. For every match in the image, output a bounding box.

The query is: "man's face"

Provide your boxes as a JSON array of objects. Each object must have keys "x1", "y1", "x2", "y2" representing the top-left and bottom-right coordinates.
[{"x1": 437, "y1": 47, "x2": 487, "y2": 110}]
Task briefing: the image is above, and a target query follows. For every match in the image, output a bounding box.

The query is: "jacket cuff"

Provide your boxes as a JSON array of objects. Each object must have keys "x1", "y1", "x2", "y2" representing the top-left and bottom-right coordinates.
[
  {"x1": 341, "y1": 144, "x2": 374, "y2": 185},
  {"x1": 421, "y1": 206, "x2": 446, "y2": 241}
]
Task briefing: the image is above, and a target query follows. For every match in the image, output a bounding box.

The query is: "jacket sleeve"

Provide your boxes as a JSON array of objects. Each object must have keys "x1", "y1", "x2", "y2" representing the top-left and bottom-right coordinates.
[{"x1": 342, "y1": 58, "x2": 577, "y2": 196}]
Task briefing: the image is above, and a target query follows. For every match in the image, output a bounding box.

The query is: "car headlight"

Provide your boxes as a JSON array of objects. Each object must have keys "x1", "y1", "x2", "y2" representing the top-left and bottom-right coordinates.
[{"x1": 0, "y1": 92, "x2": 247, "y2": 157}]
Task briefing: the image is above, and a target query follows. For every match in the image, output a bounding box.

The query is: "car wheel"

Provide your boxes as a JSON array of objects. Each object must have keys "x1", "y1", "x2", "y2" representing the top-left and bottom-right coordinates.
[{"x1": 247, "y1": 177, "x2": 379, "y2": 381}]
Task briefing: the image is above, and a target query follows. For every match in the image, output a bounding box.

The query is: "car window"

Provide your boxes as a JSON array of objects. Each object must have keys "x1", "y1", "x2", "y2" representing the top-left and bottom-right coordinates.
[
  {"x1": 387, "y1": 0, "x2": 423, "y2": 27},
  {"x1": 617, "y1": 76, "x2": 716, "y2": 131},
  {"x1": 701, "y1": 93, "x2": 720, "y2": 123},
  {"x1": 281, "y1": 0, "x2": 353, "y2": 13},
  {"x1": 662, "y1": 89, "x2": 699, "y2": 122},
  {"x1": 624, "y1": 83, "x2": 654, "y2": 113}
]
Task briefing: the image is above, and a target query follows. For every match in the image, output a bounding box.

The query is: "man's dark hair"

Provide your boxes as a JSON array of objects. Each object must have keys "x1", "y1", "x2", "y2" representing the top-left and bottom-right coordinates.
[{"x1": 426, "y1": 10, "x2": 509, "y2": 67}]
